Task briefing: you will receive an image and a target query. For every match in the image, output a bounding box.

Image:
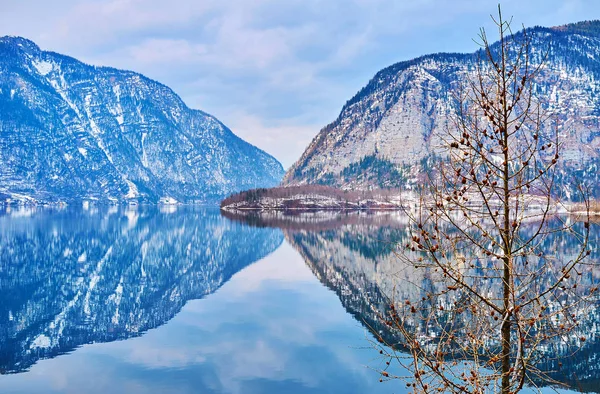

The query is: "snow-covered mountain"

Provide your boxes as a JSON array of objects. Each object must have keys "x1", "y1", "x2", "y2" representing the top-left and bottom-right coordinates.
[
  {"x1": 0, "y1": 36, "x2": 284, "y2": 205},
  {"x1": 0, "y1": 207, "x2": 283, "y2": 373},
  {"x1": 283, "y1": 21, "x2": 600, "y2": 198}
]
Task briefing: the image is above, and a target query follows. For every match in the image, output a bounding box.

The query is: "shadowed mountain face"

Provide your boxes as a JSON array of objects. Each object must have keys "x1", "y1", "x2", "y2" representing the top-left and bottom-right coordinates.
[
  {"x1": 0, "y1": 36, "x2": 284, "y2": 204},
  {"x1": 225, "y1": 211, "x2": 600, "y2": 392},
  {"x1": 0, "y1": 207, "x2": 283, "y2": 374}
]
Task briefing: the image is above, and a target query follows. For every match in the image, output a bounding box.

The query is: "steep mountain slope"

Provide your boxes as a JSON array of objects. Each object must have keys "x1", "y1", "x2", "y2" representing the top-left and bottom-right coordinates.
[
  {"x1": 283, "y1": 22, "x2": 600, "y2": 197},
  {"x1": 0, "y1": 207, "x2": 283, "y2": 373},
  {"x1": 0, "y1": 37, "x2": 284, "y2": 204}
]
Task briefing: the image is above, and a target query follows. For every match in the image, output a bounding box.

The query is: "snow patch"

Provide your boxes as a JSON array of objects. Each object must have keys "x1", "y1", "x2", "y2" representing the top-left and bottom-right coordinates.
[
  {"x1": 141, "y1": 132, "x2": 149, "y2": 167},
  {"x1": 159, "y1": 196, "x2": 178, "y2": 205},
  {"x1": 78, "y1": 147, "x2": 88, "y2": 157},
  {"x1": 108, "y1": 280, "x2": 124, "y2": 325},
  {"x1": 125, "y1": 209, "x2": 139, "y2": 229},
  {"x1": 33, "y1": 60, "x2": 53, "y2": 76},
  {"x1": 48, "y1": 74, "x2": 82, "y2": 118},
  {"x1": 84, "y1": 94, "x2": 114, "y2": 164},
  {"x1": 48, "y1": 277, "x2": 84, "y2": 341},
  {"x1": 83, "y1": 247, "x2": 113, "y2": 316},
  {"x1": 31, "y1": 334, "x2": 51, "y2": 349},
  {"x1": 125, "y1": 180, "x2": 139, "y2": 199}
]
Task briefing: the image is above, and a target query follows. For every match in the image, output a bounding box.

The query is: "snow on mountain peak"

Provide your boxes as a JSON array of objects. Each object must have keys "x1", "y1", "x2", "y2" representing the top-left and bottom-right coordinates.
[{"x1": 0, "y1": 37, "x2": 284, "y2": 204}]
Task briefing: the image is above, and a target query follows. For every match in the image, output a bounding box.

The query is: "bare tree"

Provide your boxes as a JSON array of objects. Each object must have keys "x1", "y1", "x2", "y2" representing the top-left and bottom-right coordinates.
[{"x1": 373, "y1": 7, "x2": 595, "y2": 394}]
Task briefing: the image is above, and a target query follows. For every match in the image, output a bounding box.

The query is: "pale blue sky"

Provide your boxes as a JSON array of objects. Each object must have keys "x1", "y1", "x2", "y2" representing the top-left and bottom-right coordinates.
[{"x1": 1, "y1": 0, "x2": 599, "y2": 168}]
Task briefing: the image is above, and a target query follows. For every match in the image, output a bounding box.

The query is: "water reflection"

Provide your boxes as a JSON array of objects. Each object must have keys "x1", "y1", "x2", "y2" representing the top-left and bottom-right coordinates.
[
  {"x1": 228, "y1": 210, "x2": 600, "y2": 393},
  {"x1": 0, "y1": 206, "x2": 283, "y2": 374},
  {"x1": 0, "y1": 209, "x2": 398, "y2": 394},
  {"x1": 1, "y1": 206, "x2": 595, "y2": 393}
]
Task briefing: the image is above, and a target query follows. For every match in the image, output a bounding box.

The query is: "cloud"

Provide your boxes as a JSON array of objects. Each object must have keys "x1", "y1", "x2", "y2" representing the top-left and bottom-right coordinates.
[
  {"x1": 1, "y1": 0, "x2": 600, "y2": 166},
  {"x1": 125, "y1": 39, "x2": 208, "y2": 64},
  {"x1": 226, "y1": 113, "x2": 320, "y2": 169}
]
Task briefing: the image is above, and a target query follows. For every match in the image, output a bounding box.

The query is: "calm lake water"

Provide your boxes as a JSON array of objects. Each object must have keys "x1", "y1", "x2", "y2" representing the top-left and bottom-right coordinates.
[{"x1": 0, "y1": 207, "x2": 596, "y2": 393}]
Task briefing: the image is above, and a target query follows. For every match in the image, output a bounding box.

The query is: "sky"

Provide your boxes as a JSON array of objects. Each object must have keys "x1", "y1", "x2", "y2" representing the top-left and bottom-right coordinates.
[{"x1": 1, "y1": 0, "x2": 599, "y2": 168}]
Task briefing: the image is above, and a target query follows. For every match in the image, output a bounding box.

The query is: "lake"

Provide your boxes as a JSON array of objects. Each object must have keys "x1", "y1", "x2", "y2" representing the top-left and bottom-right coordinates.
[{"x1": 0, "y1": 206, "x2": 596, "y2": 393}]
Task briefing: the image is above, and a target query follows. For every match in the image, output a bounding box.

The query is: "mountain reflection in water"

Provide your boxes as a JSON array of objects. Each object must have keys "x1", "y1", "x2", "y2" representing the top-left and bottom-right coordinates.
[
  {"x1": 1, "y1": 207, "x2": 598, "y2": 393},
  {"x1": 228, "y1": 210, "x2": 600, "y2": 393},
  {"x1": 0, "y1": 206, "x2": 283, "y2": 374}
]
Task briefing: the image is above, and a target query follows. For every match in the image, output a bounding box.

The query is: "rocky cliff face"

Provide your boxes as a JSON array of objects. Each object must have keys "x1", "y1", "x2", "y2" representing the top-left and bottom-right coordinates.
[
  {"x1": 0, "y1": 37, "x2": 284, "y2": 204},
  {"x1": 0, "y1": 207, "x2": 283, "y2": 373},
  {"x1": 284, "y1": 22, "x2": 600, "y2": 198}
]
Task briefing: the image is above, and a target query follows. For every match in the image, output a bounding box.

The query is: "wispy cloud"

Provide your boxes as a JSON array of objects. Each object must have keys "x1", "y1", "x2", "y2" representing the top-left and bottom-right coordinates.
[
  {"x1": 227, "y1": 113, "x2": 320, "y2": 168},
  {"x1": 1, "y1": 0, "x2": 599, "y2": 167}
]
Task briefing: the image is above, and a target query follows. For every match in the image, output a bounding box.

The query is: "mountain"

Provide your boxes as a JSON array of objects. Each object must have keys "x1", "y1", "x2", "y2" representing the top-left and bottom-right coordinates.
[
  {"x1": 283, "y1": 21, "x2": 600, "y2": 199},
  {"x1": 273, "y1": 215, "x2": 600, "y2": 391},
  {"x1": 0, "y1": 36, "x2": 284, "y2": 205},
  {"x1": 0, "y1": 207, "x2": 283, "y2": 373}
]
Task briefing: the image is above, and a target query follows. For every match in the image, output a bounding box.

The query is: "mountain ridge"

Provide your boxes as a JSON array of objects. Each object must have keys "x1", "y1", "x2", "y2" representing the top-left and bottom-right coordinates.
[
  {"x1": 0, "y1": 36, "x2": 284, "y2": 205},
  {"x1": 283, "y1": 23, "x2": 600, "y2": 199}
]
